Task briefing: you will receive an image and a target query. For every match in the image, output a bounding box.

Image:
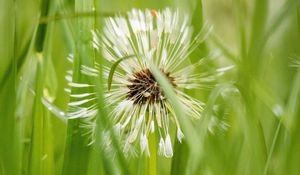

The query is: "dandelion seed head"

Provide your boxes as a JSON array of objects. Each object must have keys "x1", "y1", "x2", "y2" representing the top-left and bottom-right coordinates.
[
  {"x1": 93, "y1": 8, "x2": 209, "y2": 157},
  {"x1": 58, "y1": 8, "x2": 213, "y2": 158},
  {"x1": 127, "y1": 68, "x2": 176, "y2": 104}
]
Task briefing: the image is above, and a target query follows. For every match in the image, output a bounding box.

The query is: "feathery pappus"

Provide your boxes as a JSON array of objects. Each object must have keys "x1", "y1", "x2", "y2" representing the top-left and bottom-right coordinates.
[{"x1": 50, "y1": 8, "x2": 217, "y2": 157}]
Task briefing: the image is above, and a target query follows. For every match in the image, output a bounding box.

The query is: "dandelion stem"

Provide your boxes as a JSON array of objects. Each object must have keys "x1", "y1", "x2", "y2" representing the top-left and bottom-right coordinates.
[{"x1": 148, "y1": 133, "x2": 157, "y2": 175}]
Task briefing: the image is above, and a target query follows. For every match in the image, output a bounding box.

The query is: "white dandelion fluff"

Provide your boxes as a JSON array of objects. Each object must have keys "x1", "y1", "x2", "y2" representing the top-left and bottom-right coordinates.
[{"x1": 57, "y1": 8, "x2": 216, "y2": 157}]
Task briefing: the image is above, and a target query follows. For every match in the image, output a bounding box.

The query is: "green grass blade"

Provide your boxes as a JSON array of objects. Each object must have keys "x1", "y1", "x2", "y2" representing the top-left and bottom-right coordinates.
[
  {"x1": 61, "y1": 1, "x2": 95, "y2": 175},
  {"x1": 190, "y1": 0, "x2": 208, "y2": 63},
  {"x1": 148, "y1": 61, "x2": 201, "y2": 175},
  {"x1": 28, "y1": 56, "x2": 45, "y2": 175},
  {"x1": 0, "y1": 1, "x2": 22, "y2": 175},
  {"x1": 107, "y1": 55, "x2": 135, "y2": 91}
]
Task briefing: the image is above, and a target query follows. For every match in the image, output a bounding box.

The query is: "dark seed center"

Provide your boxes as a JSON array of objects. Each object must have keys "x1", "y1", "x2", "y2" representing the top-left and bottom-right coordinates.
[{"x1": 127, "y1": 68, "x2": 176, "y2": 104}]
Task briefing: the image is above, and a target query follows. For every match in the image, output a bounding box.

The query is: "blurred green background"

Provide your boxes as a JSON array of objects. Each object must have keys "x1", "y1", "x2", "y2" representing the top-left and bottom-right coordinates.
[{"x1": 1, "y1": 0, "x2": 300, "y2": 175}]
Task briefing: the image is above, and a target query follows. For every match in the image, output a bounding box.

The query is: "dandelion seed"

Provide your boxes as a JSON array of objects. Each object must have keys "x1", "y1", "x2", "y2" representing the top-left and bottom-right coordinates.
[
  {"x1": 164, "y1": 134, "x2": 173, "y2": 158},
  {"x1": 59, "y1": 8, "x2": 214, "y2": 157}
]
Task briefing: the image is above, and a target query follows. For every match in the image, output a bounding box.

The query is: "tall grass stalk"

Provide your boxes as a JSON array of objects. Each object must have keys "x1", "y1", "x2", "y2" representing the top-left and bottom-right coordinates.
[{"x1": 61, "y1": 0, "x2": 95, "y2": 174}]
